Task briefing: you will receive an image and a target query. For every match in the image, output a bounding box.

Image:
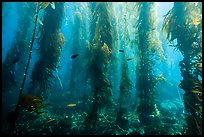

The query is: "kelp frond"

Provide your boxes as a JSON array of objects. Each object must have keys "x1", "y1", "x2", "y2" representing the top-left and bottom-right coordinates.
[
  {"x1": 162, "y1": 2, "x2": 202, "y2": 43},
  {"x1": 162, "y1": 2, "x2": 202, "y2": 135}
]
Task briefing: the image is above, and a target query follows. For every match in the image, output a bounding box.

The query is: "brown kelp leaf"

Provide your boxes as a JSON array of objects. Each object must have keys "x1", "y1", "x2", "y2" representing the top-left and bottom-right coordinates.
[
  {"x1": 192, "y1": 17, "x2": 201, "y2": 26},
  {"x1": 40, "y1": 2, "x2": 50, "y2": 10},
  {"x1": 101, "y1": 43, "x2": 111, "y2": 57},
  {"x1": 191, "y1": 90, "x2": 202, "y2": 94},
  {"x1": 18, "y1": 94, "x2": 45, "y2": 113}
]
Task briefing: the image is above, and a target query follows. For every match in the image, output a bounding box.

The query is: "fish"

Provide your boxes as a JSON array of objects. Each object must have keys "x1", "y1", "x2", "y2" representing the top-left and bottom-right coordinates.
[
  {"x1": 127, "y1": 58, "x2": 132, "y2": 61},
  {"x1": 168, "y1": 44, "x2": 175, "y2": 47},
  {"x1": 12, "y1": 57, "x2": 20, "y2": 64},
  {"x1": 70, "y1": 54, "x2": 79, "y2": 59},
  {"x1": 67, "y1": 103, "x2": 76, "y2": 107},
  {"x1": 119, "y1": 50, "x2": 124, "y2": 52},
  {"x1": 44, "y1": 118, "x2": 55, "y2": 124},
  {"x1": 33, "y1": 98, "x2": 42, "y2": 102}
]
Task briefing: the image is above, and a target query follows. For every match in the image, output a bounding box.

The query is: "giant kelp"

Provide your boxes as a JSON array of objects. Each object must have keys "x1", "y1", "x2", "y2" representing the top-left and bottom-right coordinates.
[
  {"x1": 6, "y1": 3, "x2": 48, "y2": 133},
  {"x1": 85, "y1": 2, "x2": 114, "y2": 127},
  {"x1": 116, "y1": 3, "x2": 133, "y2": 128},
  {"x1": 28, "y1": 2, "x2": 65, "y2": 98},
  {"x1": 76, "y1": 3, "x2": 92, "y2": 96},
  {"x1": 162, "y1": 2, "x2": 202, "y2": 135},
  {"x1": 63, "y1": 3, "x2": 91, "y2": 103},
  {"x1": 107, "y1": 2, "x2": 119, "y2": 97},
  {"x1": 2, "y1": 2, "x2": 198, "y2": 135},
  {"x1": 135, "y1": 2, "x2": 163, "y2": 125},
  {"x1": 2, "y1": 3, "x2": 35, "y2": 93},
  {"x1": 117, "y1": 54, "x2": 133, "y2": 128}
]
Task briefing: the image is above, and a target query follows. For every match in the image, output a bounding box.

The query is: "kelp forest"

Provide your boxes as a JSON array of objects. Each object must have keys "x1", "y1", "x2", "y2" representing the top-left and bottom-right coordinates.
[{"x1": 2, "y1": 2, "x2": 202, "y2": 135}]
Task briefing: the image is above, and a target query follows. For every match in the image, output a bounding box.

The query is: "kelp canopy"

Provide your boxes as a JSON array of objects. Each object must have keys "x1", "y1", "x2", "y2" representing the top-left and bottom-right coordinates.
[{"x1": 162, "y1": 2, "x2": 202, "y2": 135}]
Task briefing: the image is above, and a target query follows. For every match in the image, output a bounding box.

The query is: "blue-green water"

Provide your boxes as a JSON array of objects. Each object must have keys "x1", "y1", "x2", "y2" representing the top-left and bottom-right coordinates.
[{"x1": 2, "y1": 2, "x2": 202, "y2": 135}]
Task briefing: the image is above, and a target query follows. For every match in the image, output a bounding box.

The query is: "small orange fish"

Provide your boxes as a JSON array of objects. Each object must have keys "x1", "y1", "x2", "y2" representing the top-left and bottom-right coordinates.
[
  {"x1": 44, "y1": 118, "x2": 55, "y2": 124},
  {"x1": 33, "y1": 98, "x2": 42, "y2": 102},
  {"x1": 67, "y1": 103, "x2": 76, "y2": 107}
]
